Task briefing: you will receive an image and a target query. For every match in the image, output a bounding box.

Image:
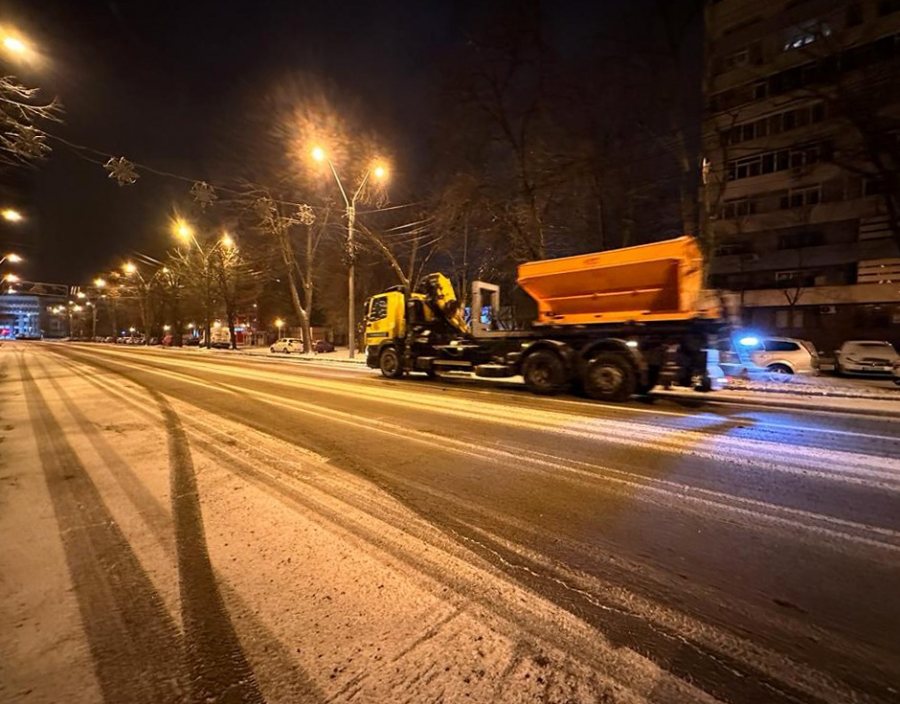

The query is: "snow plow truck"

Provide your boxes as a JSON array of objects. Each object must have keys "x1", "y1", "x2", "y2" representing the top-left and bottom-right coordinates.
[{"x1": 363, "y1": 236, "x2": 727, "y2": 402}]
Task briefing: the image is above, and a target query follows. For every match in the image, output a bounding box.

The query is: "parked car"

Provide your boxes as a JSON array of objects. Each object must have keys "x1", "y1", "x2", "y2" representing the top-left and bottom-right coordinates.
[
  {"x1": 834, "y1": 340, "x2": 899, "y2": 376},
  {"x1": 894, "y1": 360, "x2": 900, "y2": 386},
  {"x1": 270, "y1": 337, "x2": 303, "y2": 354},
  {"x1": 313, "y1": 339, "x2": 334, "y2": 353},
  {"x1": 729, "y1": 336, "x2": 818, "y2": 382}
]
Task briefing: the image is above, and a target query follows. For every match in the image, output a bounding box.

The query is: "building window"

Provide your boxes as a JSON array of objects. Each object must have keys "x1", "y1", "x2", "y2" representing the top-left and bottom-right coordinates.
[
  {"x1": 714, "y1": 242, "x2": 751, "y2": 257},
  {"x1": 863, "y1": 177, "x2": 884, "y2": 196},
  {"x1": 721, "y1": 197, "x2": 758, "y2": 219},
  {"x1": 783, "y1": 22, "x2": 832, "y2": 52},
  {"x1": 727, "y1": 143, "x2": 830, "y2": 181},
  {"x1": 779, "y1": 186, "x2": 822, "y2": 209},
  {"x1": 723, "y1": 48, "x2": 750, "y2": 70},
  {"x1": 811, "y1": 102, "x2": 826, "y2": 122},
  {"x1": 879, "y1": 0, "x2": 900, "y2": 17},
  {"x1": 727, "y1": 103, "x2": 825, "y2": 146},
  {"x1": 775, "y1": 309, "x2": 805, "y2": 328},
  {"x1": 778, "y1": 231, "x2": 824, "y2": 249}
]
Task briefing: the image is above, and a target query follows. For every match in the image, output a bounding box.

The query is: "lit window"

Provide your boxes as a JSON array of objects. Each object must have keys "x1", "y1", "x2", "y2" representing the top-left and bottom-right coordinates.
[{"x1": 783, "y1": 22, "x2": 832, "y2": 51}]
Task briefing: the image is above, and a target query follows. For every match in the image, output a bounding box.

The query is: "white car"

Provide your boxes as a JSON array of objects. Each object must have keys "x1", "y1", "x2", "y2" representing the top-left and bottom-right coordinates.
[
  {"x1": 834, "y1": 340, "x2": 899, "y2": 376},
  {"x1": 742, "y1": 337, "x2": 819, "y2": 382},
  {"x1": 270, "y1": 337, "x2": 303, "y2": 354}
]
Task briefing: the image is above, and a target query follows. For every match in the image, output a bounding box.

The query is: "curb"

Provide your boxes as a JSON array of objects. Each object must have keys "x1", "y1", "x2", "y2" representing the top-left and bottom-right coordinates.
[
  {"x1": 211, "y1": 347, "x2": 370, "y2": 368},
  {"x1": 722, "y1": 383, "x2": 900, "y2": 403},
  {"x1": 655, "y1": 390, "x2": 900, "y2": 419}
]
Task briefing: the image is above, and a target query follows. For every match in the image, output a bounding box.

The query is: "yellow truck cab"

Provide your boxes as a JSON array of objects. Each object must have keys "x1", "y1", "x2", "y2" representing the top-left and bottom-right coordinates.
[{"x1": 365, "y1": 274, "x2": 470, "y2": 378}]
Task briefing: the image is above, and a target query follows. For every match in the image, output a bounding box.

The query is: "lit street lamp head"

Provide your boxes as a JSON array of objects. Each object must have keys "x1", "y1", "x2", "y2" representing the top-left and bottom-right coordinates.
[
  {"x1": 123, "y1": 262, "x2": 137, "y2": 275},
  {"x1": 221, "y1": 232, "x2": 235, "y2": 248},
  {"x1": 4, "y1": 252, "x2": 22, "y2": 263},
  {"x1": 173, "y1": 219, "x2": 194, "y2": 242},
  {"x1": 373, "y1": 165, "x2": 387, "y2": 180},
  {"x1": 94, "y1": 277, "x2": 106, "y2": 288},
  {"x1": 311, "y1": 146, "x2": 326, "y2": 162},
  {"x1": 2, "y1": 209, "x2": 23, "y2": 222},
  {"x1": 4, "y1": 273, "x2": 19, "y2": 283},
  {"x1": 2, "y1": 36, "x2": 25, "y2": 54}
]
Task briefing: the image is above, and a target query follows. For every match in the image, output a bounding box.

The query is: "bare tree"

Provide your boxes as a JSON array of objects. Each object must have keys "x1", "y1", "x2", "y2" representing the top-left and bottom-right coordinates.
[
  {"x1": 242, "y1": 188, "x2": 318, "y2": 352},
  {"x1": 0, "y1": 76, "x2": 61, "y2": 165}
]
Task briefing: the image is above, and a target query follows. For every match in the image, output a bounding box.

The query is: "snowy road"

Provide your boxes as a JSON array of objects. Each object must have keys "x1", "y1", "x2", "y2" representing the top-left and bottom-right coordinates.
[{"x1": 2, "y1": 342, "x2": 899, "y2": 704}]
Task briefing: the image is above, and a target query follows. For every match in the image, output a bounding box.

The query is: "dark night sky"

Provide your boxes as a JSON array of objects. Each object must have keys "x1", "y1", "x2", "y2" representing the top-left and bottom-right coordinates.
[{"x1": 0, "y1": 0, "x2": 666, "y2": 285}]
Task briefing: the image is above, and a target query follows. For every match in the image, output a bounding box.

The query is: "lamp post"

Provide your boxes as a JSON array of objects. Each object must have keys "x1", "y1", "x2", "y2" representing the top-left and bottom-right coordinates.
[
  {"x1": 173, "y1": 220, "x2": 233, "y2": 349},
  {"x1": 122, "y1": 262, "x2": 150, "y2": 343},
  {"x1": 311, "y1": 146, "x2": 388, "y2": 358},
  {"x1": 274, "y1": 318, "x2": 284, "y2": 340}
]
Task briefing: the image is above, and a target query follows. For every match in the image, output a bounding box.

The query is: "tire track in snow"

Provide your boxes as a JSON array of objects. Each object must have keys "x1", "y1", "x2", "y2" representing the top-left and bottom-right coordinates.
[
  {"x1": 18, "y1": 354, "x2": 189, "y2": 703},
  {"x1": 32, "y1": 349, "x2": 265, "y2": 703},
  {"x1": 47, "y1": 351, "x2": 328, "y2": 704}
]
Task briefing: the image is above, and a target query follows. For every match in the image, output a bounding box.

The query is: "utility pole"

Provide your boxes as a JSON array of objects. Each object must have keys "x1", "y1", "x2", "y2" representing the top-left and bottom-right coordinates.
[{"x1": 311, "y1": 147, "x2": 388, "y2": 358}]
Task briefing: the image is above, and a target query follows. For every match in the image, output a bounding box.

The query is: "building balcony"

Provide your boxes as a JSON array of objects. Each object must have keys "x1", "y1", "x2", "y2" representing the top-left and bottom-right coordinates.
[{"x1": 739, "y1": 282, "x2": 900, "y2": 308}]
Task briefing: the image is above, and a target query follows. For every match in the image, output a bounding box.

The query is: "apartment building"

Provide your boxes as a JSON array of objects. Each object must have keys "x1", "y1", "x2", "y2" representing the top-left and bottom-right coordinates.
[{"x1": 703, "y1": 0, "x2": 900, "y2": 351}]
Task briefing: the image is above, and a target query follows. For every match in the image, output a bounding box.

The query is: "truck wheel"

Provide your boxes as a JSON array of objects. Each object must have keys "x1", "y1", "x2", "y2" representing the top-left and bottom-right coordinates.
[
  {"x1": 379, "y1": 346, "x2": 404, "y2": 379},
  {"x1": 522, "y1": 350, "x2": 568, "y2": 395},
  {"x1": 582, "y1": 352, "x2": 636, "y2": 402}
]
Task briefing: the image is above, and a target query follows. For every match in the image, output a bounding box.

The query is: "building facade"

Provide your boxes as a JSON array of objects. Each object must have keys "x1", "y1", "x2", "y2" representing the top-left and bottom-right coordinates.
[
  {"x1": 0, "y1": 294, "x2": 44, "y2": 338},
  {"x1": 703, "y1": 0, "x2": 900, "y2": 351}
]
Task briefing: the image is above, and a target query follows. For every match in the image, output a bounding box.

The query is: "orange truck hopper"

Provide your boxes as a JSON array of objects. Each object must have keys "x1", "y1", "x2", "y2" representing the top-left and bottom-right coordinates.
[{"x1": 517, "y1": 236, "x2": 720, "y2": 326}]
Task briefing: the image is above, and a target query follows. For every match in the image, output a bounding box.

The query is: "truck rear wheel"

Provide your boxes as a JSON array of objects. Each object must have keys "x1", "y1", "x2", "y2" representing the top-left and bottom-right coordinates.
[
  {"x1": 582, "y1": 352, "x2": 636, "y2": 402},
  {"x1": 522, "y1": 350, "x2": 568, "y2": 395},
  {"x1": 379, "y1": 346, "x2": 404, "y2": 379}
]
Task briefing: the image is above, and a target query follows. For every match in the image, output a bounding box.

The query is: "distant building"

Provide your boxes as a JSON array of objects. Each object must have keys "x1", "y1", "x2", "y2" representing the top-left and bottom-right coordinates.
[
  {"x1": 702, "y1": 0, "x2": 900, "y2": 351},
  {"x1": 0, "y1": 294, "x2": 43, "y2": 338}
]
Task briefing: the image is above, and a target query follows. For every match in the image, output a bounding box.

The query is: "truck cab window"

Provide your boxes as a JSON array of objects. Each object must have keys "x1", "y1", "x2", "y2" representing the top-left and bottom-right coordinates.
[{"x1": 369, "y1": 296, "x2": 388, "y2": 322}]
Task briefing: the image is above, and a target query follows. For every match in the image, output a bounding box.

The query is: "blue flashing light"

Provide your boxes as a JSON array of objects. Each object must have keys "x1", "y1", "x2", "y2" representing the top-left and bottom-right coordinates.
[{"x1": 738, "y1": 335, "x2": 759, "y2": 347}]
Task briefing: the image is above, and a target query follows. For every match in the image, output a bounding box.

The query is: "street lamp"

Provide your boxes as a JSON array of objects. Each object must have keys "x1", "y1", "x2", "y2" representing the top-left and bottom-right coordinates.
[
  {"x1": 274, "y1": 317, "x2": 284, "y2": 339},
  {"x1": 94, "y1": 277, "x2": 106, "y2": 288},
  {"x1": 1, "y1": 209, "x2": 22, "y2": 223},
  {"x1": 174, "y1": 220, "x2": 193, "y2": 240},
  {"x1": 3, "y1": 36, "x2": 25, "y2": 54},
  {"x1": 4, "y1": 273, "x2": 19, "y2": 283},
  {"x1": 311, "y1": 146, "x2": 389, "y2": 358},
  {"x1": 1, "y1": 252, "x2": 22, "y2": 265}
]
